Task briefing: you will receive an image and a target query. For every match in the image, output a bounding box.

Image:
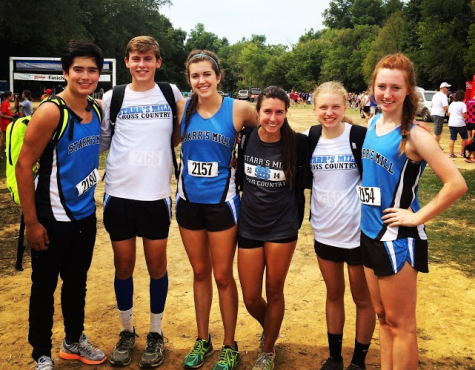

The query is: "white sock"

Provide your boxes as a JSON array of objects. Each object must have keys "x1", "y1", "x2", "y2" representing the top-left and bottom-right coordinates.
[
  {"x1": 149, "y1": 312, "x2": 163, "y2": 335},
  {"x1": 119, "y1": 308, "x2": 134, "y2": 333}
]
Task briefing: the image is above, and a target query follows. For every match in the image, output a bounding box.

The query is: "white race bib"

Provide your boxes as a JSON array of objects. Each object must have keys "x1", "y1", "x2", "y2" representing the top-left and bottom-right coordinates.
[
  {"x1": 188, "y1": 160, "x2": 218, "y2": 178},
  {"x1": 356, "y1": 185, "x2": 381, "y2": 206},
  {"x1": 76, "y1": 168, "x2": 99, "y2": 196},
  {"x1": 129, "y1": 150, "x2": 163, "y2": 167}
]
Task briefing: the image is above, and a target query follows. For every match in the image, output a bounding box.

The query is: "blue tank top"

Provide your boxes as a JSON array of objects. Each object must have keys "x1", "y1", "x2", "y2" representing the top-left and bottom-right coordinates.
[
  {"x1": 36, "y1": 109, "x2": 101, "y2": 221},
  {"x1": 177, "y1": 97, "x2": 238, "y2": 204},
  {"x1": 360, "y1": 115, "x2": 427, "y2": 241}
]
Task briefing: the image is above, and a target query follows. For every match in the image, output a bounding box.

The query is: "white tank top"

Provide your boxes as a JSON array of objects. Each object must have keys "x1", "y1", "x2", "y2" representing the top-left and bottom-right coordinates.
[
  {"x1": 310, "y1": 123, "x2": 361, "y2": 248},
  {"x1": 102, "y1": 84, "x2": 183, "y2": 200}
]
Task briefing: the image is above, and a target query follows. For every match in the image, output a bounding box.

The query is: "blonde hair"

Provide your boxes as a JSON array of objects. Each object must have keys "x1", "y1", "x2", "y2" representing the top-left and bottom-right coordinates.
[{"x1": 312, "y1": 81, "x2": 353, "y2": 124}]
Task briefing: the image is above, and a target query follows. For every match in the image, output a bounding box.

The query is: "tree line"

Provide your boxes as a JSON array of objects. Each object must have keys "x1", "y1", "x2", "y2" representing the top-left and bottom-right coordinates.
[{"x1": 1, "y1": 0, "x2": 474, "y2": 96}]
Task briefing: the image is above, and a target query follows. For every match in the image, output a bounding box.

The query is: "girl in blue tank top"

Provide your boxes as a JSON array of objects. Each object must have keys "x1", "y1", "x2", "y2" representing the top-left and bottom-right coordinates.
[
  {"x1": 361, "y1": 53, "x2": 467, "y2": 370},
  {"x1": 175, "y1": 50, "x2": 257, "y2": 370}
]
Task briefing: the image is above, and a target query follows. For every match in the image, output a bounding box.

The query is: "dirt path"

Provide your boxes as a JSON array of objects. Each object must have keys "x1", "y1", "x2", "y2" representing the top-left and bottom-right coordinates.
[{"x1": 0, "y1": 107, "x2": 474, "y2": 369}]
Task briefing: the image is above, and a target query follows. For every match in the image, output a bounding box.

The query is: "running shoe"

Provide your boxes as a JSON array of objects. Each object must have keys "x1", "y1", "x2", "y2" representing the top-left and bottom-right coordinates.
[
  {"x1": 465, "y1": 157, "x2": 474, "y2": 163},
  {"x1": 449, "y1": 153, "x2": 457, "y2": 158},
  {"x1": 252, "y1": 351, "x2": 275, "y2": 370},
  {"x1": 59, "y1": 333, "x2": 106, "y2": 365},
  {"x1": 258, "y1": 332, "x2": 265, "y2": 353},
  {"x1": 345, "y1": 363, "x2": 365, "y2": 370},
  {"x1": 184, "y1": 335, "x2": 214, "y2": 369},
  {"x1": 139, "y1": 332, "x2": 165, "y2": 368},
  {"x1": 320, "y1": 356, "x2": 344, "y2": 370},
  {"x1": 110, "y1": 329, "x2": 138, "y2": 367},
  {"x1": 460, "y1": 152, "x2": 465, "y2": 157},
  {"x1": 36, "y1": 355, "x2": 54, "y2": 370},
  {"x1": 212, "y1": 343, "x2": 239, "y2": 370}
]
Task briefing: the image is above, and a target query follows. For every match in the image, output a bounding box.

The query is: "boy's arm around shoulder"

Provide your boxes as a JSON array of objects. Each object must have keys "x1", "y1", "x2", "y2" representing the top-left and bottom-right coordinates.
[
  {"x1": 171, "y1": 85, "x2": 184, "y2": 147},
  {"x1": 99, "y1": 90, "x2": 112, "y2": 152}
]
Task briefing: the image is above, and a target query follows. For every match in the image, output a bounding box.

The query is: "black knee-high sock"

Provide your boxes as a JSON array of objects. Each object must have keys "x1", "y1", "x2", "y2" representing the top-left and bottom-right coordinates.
[
  {"x1": 350, "y1": 339, "x2": 370, "y2": 368},
  {"x1": 328, "y1": 333, "x2": 343, "y2": 361}
]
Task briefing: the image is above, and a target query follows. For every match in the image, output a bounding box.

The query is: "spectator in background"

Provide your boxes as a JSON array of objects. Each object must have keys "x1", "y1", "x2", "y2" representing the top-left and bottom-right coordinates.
[
  {"x1": 362, "y1": 91, "x2": 371, "y2": 120},
  {"x1": 41, "y1": 88, "x2": 53, "y2": 101},
  {"x1": 369, "y1": 94, "x2": 378, "y2": 119},
  {"x1": 466, "y1": 93, "x2": 475, "y2": 139},
  {"x1": 447, "y1": 90, "x2": 468, "y2": 158},
  {"x1": 0, "y1": 91, "x2": 15, "y2": 156},
  {"x1": 431, "y1": 82, "x2": 451, "y2": 146},
  {"x1": 19, "y1": 90, "x2": 34, "y2": 117}
]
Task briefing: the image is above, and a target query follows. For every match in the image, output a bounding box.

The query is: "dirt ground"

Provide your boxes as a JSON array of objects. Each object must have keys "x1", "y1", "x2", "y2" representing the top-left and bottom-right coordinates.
[{"x1": 0, "y1": 107, "x2": 474, "y2": 369}]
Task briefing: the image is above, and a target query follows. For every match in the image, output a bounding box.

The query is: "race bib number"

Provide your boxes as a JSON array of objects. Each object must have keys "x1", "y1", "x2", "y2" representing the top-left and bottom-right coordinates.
[
  {"x1": 129, "y1": 151, "x2": 163, "y2": 167},
  {"x1": 357, "y1": 186, "x2": 381, "y2": 206},
  {"x1": 76, "y1": 168, "x2": 99, "y2": 196},
  {"x1": 188, "y1": 160, "x2": 218, "y2": 177}
]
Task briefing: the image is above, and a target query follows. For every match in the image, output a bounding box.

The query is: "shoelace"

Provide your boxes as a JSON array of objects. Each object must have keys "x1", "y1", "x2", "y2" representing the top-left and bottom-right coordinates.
[
  {"x1": 217, "y1": 347, "x2": 235, "y2": 365},
  {"x1": 189, "y1": 340, "x2": 205, "y2": 356},
  {"x1": 255, "y1": 352, "x2": 274, "y2": 368},
  {"x1": 79, "y1": 338, "x2": 98, "y2": 355},
  {"x1": 145, "y1": 334, "x2": 163, "y2": 354},
  {"x1": 116, "y1": 331, "x2": 137, "y2": 351},
  {"x1": 33, "y1": 357, "x2": 54, "y2": 370}
]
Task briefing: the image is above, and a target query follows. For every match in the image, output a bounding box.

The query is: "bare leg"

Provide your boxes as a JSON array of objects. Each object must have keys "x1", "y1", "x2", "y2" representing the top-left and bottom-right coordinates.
[
  {"x1": 180, "y1": 227, "x2": 212, "y2": 340},
  {"x1": 208, "y1": 226, "x2": 239, "y2": 347}
]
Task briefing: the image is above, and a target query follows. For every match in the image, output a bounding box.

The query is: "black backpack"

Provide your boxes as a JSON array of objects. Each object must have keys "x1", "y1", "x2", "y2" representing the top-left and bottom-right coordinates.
[{"x1": 109, "y1": 82, "x2": 179, "y2": 179}]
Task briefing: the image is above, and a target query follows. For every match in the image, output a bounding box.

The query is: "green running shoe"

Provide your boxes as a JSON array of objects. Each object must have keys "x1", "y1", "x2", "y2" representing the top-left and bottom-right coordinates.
[
  {"x1": 184, "y1": 335, "x2": 214, "y2": 369},
  {"x1": 212, "y1": 343, "x2": 239, "y2": 370}
]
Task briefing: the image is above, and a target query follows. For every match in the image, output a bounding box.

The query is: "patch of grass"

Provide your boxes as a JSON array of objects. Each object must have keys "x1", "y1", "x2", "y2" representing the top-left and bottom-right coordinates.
[{"x1": 419, "y1": 167, "x2": 475, "y2": 276}]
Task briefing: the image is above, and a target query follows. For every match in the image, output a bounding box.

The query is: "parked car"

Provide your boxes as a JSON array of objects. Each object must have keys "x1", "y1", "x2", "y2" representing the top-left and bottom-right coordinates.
[
  {"x1": 237, "y1": 90, "x2": 250, "y2": 100},
  {"x1": 416, "y1": 87, "x2": 437, "y2": 122},
  {"x1": 249, "y1": 88, "x2": 261, "y2": 102}
]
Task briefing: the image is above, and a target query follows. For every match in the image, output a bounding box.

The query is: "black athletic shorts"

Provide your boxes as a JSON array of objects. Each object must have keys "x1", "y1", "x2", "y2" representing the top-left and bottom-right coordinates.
[
  {"x1": 360, "y1": 232, "x2": 429, "y2": 277},
  {"x1": 103, "y1": 194, "x2": 171, "y2": 241},
  {"x1": 314, "y1": 239, "x2": 363, "y2": 265},
  {"x1": 176, "y1": 195, "x2": 238, "y2": 232},
  {"x1": 466, "y1": 123, "x2": 475, "y2": 131},
  {"x1": 238, "y1": 235, "x2": 298, "y2": 249}
]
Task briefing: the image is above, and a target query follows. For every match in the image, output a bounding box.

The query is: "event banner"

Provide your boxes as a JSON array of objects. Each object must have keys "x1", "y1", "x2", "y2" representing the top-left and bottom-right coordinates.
[
  {"x1": 16, "y1": 61, "x2": 111, "y2": 72},
  {"x1": 14, "y1": 72, "x2": 111, "y2": 82}
]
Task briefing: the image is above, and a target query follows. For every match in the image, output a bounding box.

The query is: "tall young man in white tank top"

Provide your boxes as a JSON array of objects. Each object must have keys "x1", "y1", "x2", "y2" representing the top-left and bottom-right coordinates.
[{"x1": 100, "y1": 36, "x2": 183, "y2": 368}]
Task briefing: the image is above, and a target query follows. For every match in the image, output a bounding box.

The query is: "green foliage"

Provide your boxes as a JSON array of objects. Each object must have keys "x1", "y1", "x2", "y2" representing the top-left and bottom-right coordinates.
[
  {"x1": 351, "y1": 0, "x2": 384, "y2": 27},
  {"x1": 362, "y1": 11, "x2": 405, "y2": 83},
  {"x1": 184, "y1": 23, "x2": 229, "y2": 54},
  {"x1": 318, "y1": 26, "x2": 378, "y2": 91},
  {"x1": 2, "y1": 0, "x2": 475, "y2": 96},
  {"x1": 418, "y1": 168, "x2": 475, "y2": 276},
  {"x1": 323, "y1": 0, "x2": 354, "y2": 29}
]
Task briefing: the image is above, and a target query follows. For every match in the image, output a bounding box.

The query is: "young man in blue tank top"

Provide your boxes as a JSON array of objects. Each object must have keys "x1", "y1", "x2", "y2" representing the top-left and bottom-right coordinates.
[{"x1": 16, "y1": 40, "x2": 106, "y2": 370}]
